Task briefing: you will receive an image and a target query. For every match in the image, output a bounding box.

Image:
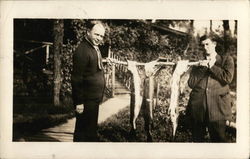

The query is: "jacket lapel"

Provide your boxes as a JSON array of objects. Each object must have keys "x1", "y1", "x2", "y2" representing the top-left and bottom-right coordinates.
[{"x1": 214, "y1": 54, "x2": 222, "y2": 67}]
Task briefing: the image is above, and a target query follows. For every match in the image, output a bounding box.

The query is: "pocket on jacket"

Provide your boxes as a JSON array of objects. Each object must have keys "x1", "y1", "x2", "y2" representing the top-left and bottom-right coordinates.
[{"x1": 218, "y1": 92, "x2": 231, "y2": 117}]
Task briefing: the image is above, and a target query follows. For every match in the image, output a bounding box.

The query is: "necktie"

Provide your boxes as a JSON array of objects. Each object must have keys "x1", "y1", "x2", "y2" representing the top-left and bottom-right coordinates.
[{"x1": 95, "y1": 46, "x2": 104, "y2": 70}]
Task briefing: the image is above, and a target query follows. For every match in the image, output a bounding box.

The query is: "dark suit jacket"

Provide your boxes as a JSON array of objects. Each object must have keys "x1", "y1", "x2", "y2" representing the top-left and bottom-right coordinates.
[
  {"x1": 71, "y1": 38, "x2": 105, "y2": 106},
  {"x1": 187, "y1": 55, "x2": 234, "y2": 122}
]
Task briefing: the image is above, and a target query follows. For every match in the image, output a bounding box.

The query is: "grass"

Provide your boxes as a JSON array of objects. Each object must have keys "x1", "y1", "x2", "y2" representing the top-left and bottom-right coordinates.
[
  {"x1": 12, "y1": 92, "x2": 236, "y2": 142},
  {"x1": 97, "y1": 106, "x2": 192, "y2": 142},
  {"x1": 13, "y1": 95, "x2": 75, "y2": 141},
  {"x1": 13, "y1": 113, "x2": 74, "y2": 141},
  {"x1": 97, "y1": 103, "x2": 236, "y2": 142}
]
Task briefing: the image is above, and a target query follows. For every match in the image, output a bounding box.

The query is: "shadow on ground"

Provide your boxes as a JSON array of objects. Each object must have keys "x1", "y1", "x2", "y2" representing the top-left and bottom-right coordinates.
[{"x1": 13, "y1": 113, "x2": 74, "y2": 141}]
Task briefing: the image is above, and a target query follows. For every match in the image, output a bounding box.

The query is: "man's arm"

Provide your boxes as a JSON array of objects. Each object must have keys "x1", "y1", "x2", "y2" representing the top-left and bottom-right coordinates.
[
  {"x1": 71, "y1": 44, "x2": 89, "y2": 106},
  {"x1": 188, "y1": 66, "x2": 206, "y2": 89},
  {"x1": 209, "y1": 56, "x2": 234, "y2": 85}
]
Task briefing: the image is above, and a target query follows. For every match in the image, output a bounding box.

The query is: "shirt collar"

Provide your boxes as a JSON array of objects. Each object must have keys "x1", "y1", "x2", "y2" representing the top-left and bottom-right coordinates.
[{"x1": 85, "y1": 37, "x2": 96, "y2": 49}]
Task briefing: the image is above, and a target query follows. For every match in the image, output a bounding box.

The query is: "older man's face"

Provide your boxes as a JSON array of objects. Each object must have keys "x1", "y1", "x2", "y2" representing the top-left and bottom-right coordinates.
[
  {"x1": 201, "y1": 39, "x2": 216, "y2": 55},
  {"x1": 87, "y1": 24, "x2": 105, "y2": 46}
]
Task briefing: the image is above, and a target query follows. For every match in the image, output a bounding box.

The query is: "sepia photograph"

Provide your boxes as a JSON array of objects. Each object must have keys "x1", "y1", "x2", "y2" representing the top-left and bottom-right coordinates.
[
  {"x1": 0, "y1": 1, "x2": 249, "y2": 159},
  {"x1": 13, "y1": 19, "x2": 237, "y2": 143}
]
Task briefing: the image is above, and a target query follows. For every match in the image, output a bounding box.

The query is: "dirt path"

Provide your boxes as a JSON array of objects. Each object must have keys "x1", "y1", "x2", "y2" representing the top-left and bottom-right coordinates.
[{"x1": 25, "y1": 80, "x2": 130, "y2": 142}]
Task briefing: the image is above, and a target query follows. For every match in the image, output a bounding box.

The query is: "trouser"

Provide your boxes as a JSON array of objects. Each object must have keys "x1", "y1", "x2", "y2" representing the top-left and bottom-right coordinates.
[
  {"x1": 191, "y1": 119, "x2": 227, "y2": 142},
  {"x1": 73, "y1": 99, "x2": 100, "y2": 142},
  {"x1": 191, "y1": 91, "x2": 229, "y2": 143},
  {"x1": 191, "y1": 103, "x2": 228, "y2": 143}
]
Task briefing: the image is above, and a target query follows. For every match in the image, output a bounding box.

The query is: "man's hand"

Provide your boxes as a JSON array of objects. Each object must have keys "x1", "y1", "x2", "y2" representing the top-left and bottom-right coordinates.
[
  {"x1": 199, "y1": 56, "x2": 216, "y2": 68},
  {"x1": 76, "y1": 104, "x2": 84, "y2": 114},
  {"x1": 199, "y1": 60, "x2": 209, "y2": 67}
]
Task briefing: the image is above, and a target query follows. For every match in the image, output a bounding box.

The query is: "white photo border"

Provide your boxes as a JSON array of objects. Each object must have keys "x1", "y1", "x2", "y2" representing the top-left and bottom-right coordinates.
[{"x1": 0, "y1": 1, "x2": 249, "y2": 159}]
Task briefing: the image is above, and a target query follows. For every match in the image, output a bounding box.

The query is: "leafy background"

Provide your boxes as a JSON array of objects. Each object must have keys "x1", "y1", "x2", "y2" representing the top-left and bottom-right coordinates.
[{"x1": 13, "y1": 19, "x2": 237, "y2": 142}]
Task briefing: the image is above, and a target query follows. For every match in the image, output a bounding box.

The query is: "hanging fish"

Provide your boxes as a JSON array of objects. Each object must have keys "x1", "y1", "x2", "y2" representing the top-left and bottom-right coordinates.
[
  {"x1": 127, "y1": 59, "x2": 163, "y2": 142},
  {"x1": 168, "y1": 60, "x2": 190, "y2": 139},
  {"x1": 127, "y1": 60, "x2": 143, "y2": 132}
]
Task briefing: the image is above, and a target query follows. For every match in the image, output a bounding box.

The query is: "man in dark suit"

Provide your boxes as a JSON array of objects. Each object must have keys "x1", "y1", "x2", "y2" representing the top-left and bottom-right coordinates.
[
  {"x1": 71, "y1": 20, "x2": 106, "y2": 142},
  {"x1": 187, "y1": 34, "x2": 234, "y2": 142}
]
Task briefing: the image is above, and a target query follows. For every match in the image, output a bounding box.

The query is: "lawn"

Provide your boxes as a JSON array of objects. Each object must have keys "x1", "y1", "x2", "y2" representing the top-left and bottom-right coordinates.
[{"x1": 98, "y1": 95, "x2": 236, "y2": 142}]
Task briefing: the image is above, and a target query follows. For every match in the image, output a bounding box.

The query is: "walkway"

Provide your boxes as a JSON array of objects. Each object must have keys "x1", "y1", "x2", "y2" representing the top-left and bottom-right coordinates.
[{"x1": 25, "y1": 80, "x2": 130, "y2": 142}]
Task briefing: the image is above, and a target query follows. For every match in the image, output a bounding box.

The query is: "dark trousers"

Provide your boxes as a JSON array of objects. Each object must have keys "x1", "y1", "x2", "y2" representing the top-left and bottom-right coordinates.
[
  {"x1": 191, "y1": 119, "x2": 227, "y2": 142},
  {"x1": 73, "y1": 99, "x2": 100, "y2": 142},
  {"x1": 191, "y1": 104, "x2": 228, "y2": 142},
  {"x1": 191, "y1": 93, "x2": 228, "y2": 142}
]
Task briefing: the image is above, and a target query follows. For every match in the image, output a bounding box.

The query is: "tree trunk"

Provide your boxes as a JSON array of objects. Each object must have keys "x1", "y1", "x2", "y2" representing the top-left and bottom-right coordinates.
[
  {"x1": 210, "y1": 20, "x2": 213, "y2": 33},
  {"x1": 223, "y1": 20, "x2": 230, "y2": 35},
  {"x1": 188, "y1": 20, "x2": 197, "y2": 57},
  {"x1": 223, "y1": 20, "x2": 230, "y2": 53},
  {"x1": 234, "y1": 20, "x2": 237, "y2": 36},
  {"x1": 53, "y1": 19, "x2": 64, "y2": 106},
  {"x1": 189, "y1": 20, "x2": 194, "y2": 35}
]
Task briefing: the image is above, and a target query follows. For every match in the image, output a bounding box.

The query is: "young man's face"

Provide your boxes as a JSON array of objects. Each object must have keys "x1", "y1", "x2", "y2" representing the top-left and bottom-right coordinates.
[
  {"x1": 201, "y1": 38, "x2": 216, "y2": 55},
  {"x1": 87, "y1": 24, "x2": 105, "y2": 46}
]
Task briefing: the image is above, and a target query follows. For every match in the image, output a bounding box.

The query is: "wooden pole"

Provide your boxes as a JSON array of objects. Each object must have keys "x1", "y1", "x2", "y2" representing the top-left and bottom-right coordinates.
[
  {"x1": 104, "y1": 58, "x2": 201, "y2": 66},
  {"x1": 53, "y1": 19, "x2": 64, "y2": 106},
  {"x1": 46, "y1": 45, "x2": 50, "y2": 64},
  {"x1": 156, "y1": 82, "x2": 160, "y2": 107},
  {"x1": 108, "y1": 45, "x2": 111, "y2": 58},
  {"x1": 111, "y1": 64, "x2": 116, "y2": 97},
  {"x1": 24, "y1": 45, "x2": 47, "y2": 54}
]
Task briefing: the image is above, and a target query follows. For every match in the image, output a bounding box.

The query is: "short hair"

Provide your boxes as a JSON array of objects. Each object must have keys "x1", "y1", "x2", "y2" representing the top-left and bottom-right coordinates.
[
  {"x1": 200, "y1": 33, "x2": 225, "y2": 54},
  {"x1": 85, "y1": 20, "x2": 105, "y2": 30},
  {"x1": 200, "y1": 33, "x2": 220, "y2": 43}
]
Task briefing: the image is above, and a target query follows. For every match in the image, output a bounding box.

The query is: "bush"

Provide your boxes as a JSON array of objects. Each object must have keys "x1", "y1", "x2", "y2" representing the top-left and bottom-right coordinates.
[
  {"x1": 58, "y1": 19, "x2": 237, "y2": 126},
  {"x1": 13, "y1": 19, "x2": 237, "y2": 141}
]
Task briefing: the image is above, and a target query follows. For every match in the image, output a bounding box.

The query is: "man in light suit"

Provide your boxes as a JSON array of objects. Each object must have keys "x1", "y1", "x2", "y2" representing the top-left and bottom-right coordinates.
[
  {"x1": 71, "y1": 20, "x2": 106, "y2": 142},
  {"x1": 187, "y1": 34, "x2": 234, "y2": 142}
]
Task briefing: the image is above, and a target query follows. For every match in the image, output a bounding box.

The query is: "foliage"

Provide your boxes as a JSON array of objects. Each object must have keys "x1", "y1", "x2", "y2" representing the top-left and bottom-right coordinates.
[
  {"x1": 59, "y1": 20, "x2": 86, "y2": 100},
  {"x1": 15, "y1": 19, "x2": 237, "y2": 105},
  {"x1": 14, "y1": 19, "x2": 237, "y2": 109},
  {"x1": 107, "y1": 20, "x2": 189, "y2": 63},
  {"x1": 13, "y1": 19, "x2": 237, "y2": 141},
  {"x1": 15, "y1": 18, "x2": 237, "y2": 113},
  {"x1": 14, "y1": 19, "x2": 237, "y2": 102}
]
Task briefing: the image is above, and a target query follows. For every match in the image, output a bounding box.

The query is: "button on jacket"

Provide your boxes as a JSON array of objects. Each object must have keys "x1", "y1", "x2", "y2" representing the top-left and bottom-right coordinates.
[
  {"x1": 71, "y1": 38, "x2": 105, "y2": 106},
  {"x1": 187, "y1": 55, "x2": 234, "y2": 122}
]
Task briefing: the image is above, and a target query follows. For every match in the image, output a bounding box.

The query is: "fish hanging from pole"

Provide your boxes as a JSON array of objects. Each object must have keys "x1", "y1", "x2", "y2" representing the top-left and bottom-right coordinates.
[
  {"x1": 127, "y1": 60, "x2": 143, "y2": 132},
  {"x1": 127, "y1": 59, "x2": 163, "y2": 141},
  {"x1": 168, "y1": 60, "x2": 190, "y2": 139}
]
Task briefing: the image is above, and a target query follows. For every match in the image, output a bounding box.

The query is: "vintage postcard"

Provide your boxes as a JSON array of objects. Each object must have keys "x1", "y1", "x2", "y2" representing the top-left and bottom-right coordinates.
[{"x1": 0, "y1": 0, "x2": 249, "y2": 159}]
